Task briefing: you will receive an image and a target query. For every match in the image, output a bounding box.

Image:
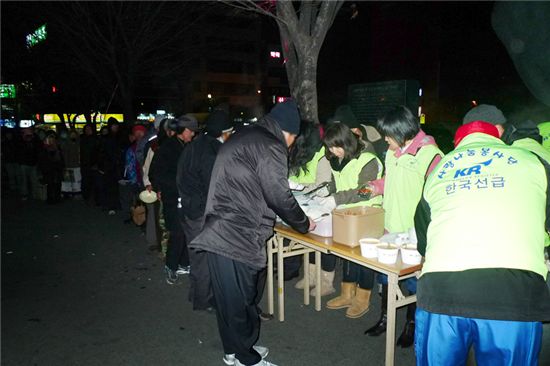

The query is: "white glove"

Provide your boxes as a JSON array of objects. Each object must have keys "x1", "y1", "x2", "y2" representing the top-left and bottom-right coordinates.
[
  {"x1": 288, "y1": 179, "x2": 305, "y2": 191},
  {"x1": 313, "y1": 196, "x2": 336, "y2": 211}
]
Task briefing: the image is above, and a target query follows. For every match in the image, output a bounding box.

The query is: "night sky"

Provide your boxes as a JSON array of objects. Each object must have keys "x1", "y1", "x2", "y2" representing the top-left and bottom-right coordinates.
[{"x1": 2, "y1": 1, "x2": 547, "y2": 126}]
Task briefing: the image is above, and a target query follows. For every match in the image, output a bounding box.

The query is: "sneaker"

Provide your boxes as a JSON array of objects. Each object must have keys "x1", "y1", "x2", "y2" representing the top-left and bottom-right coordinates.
[
  {"x1": 223, "y1": 346, "x2": 269, "y2": 366},
  {"x1": 108, "y1": 210, "x2": 116, "y2": 216},
  {"x1": 164, "y1": 265, "x2": 178, "y2": 285},
  {"x1": 234, "y1": 358, "x2": 276, "y2": 366},
  {"x1": 176, "y1": 265, "x2": 190, "y2": 275}
]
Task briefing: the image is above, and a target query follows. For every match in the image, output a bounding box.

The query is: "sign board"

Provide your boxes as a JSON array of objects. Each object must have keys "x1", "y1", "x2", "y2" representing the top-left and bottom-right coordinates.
[
  {"x1": 348, "y1": 80, "x2": 420, "y2": 124},
  {"x1": 43, "y1": 113, "x2": 124, "y2": 123},
  {"x1": 26, "y1": 24, "x2": 47, "y2": 48},
  {"x1": 0, "y1": 84, "x2": 16, "y2": 98}
]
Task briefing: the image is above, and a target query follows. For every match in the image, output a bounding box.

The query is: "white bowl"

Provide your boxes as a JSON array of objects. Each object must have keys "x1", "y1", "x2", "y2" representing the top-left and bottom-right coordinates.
[
  {"x1": 401, "y1": 245, "x2": 422, "y2": 265},
  {"x1": 376, "y1": 243, "x2": 399, "y2": 264},
  {"x1": 359, "y1": 238, "x2": 380, "y2": 258}
]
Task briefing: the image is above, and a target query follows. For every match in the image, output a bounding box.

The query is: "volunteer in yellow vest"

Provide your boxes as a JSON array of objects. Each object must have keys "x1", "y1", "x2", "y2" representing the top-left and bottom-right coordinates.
[
  {"x1": 316, "y1": 122, "x2": 383, "y2": 319},
  {"x1": 365, "y1": 105, "x2": 443, "y2": 348},
  {"x1": 502, "y1": 118, "x2": 550, "y2": 248},
  {"x1": 287, "y1": 122, "x2": 335, "y2": 295},
  {"x1": 414, "y1": 119, "x2": 550, "y2": 365},
  {"x1": 331, "y1": 104, "x2": 387, "y2": 159}
]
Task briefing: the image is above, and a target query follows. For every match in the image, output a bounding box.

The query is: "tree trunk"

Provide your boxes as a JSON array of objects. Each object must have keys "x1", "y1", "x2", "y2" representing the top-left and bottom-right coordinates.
[{"x1": 294, "y1": 53, "x2": 319, "y2": 123}]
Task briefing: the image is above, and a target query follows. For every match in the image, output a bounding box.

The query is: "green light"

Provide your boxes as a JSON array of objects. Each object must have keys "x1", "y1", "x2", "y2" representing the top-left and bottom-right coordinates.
[
  {"x1": 0, "y1": 84, "x2": 16, "y2": 98},
  {"x1": 26, "y1": 24, "x2": 47, "y2": 48}
]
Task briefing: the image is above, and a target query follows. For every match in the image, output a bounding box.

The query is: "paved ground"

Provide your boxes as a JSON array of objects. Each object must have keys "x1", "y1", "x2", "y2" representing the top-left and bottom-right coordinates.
[{"x1": 2, "y1": 194, "x2": 549, "y2": 366}]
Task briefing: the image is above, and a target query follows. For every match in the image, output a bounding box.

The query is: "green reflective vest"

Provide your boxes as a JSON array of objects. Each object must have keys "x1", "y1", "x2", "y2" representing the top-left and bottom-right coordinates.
[
  {"x1": 538, "y1": 121, "x2": 550, "y2": 152},
  {"x1": 332, "y1": 151, "x2": 383, "y2": 208},
  {"x1": 383, "y1": 144, "x2": 443, "y2": 232},
  {"x1": 289, "y1": 147, "x2": 325, "y2": 185},
  {"x1": 423, "y1": 133, "x2": 548, "y2": 279},
  {"x1": 512, "y1": 137, "x2": 550, "y2": 247}
]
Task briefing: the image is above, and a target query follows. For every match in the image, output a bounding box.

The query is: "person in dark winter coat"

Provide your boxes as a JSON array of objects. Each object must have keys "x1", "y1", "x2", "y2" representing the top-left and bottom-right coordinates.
[
  {"x1": 150, "y1": 114, "x2": 198, "y2": 285},
  {"x1": 17, "y1": 128, "x2": 42, "y2": 200},
  {"x1": 191, "y1": 100, "x2": 315, "y2": 366},
  {"x1": 80, "y1": 123, "x2": 99, "y2": 205},
  {"x1": 176, "y1": 109, "x2": 234, "y2": 311},
  {"x1": 38, "y1": 131, "x2": 64, "y2": 204}
]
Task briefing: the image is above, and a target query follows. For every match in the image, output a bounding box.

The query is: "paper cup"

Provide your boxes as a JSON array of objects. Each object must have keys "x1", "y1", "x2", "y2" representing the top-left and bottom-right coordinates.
[
  {"x1": 359, "y1": 238, "x2": 380, "y2": 258},
  {"x1": 376, "y1": 243, "x2": 399, "y2": 264},
  {"x1": 401, "y1": 245, "x2": 422, "y2": 265}
]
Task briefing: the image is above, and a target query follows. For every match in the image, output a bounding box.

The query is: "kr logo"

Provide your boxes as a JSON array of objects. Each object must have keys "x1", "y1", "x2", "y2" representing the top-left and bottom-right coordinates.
[{"x1": 453, "y1": 159, "x2": 492, "y2": 178}]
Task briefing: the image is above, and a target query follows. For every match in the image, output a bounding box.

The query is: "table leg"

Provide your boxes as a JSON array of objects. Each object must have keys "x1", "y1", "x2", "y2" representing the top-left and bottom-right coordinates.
[
  {"x1": 315, "y1": 251, "x2": 321, "y2": 311},
  {"x1": 385, "y1": 273, "x2": 398, "y2": 366},
  {"x1": 277, "y1": 235, "x2": 285, "y2": 322},
  {"x1": 267, "y1": 237, "x2": 274, "y2": 315},
  {"x1": 303, "y1": 251, "x2": 310, "y2": 306}
]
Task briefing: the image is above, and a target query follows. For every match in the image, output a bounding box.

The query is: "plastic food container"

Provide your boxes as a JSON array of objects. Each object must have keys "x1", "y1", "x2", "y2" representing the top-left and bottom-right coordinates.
[
  {"x1": 311, "y1": 215, "x2": 332, "y2": 237},
  {"x1": 401, "y1": 244, "x2": 422, "y2": 265},
  {"x1": 359, "y1": 238, "x2": 380, "y2": 258},
  {"x1": 376, "y1": 243, "x2": 399, "y2": 264}
]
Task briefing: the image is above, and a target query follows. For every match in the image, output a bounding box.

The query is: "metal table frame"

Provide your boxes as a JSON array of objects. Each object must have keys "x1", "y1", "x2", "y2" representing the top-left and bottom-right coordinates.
[{"x1": 266, "y1": 226, "x2": 421, "y2": 366}]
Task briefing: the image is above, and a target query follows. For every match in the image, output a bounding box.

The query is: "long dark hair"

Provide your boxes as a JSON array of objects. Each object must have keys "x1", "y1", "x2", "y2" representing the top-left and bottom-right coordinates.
[
  {"x1": 323, "y1": 122, "x2": 363, "y2": 161},
  {"x1": 288, "y1": 121, "x2": 323, "y2": 177},
  {"x1": 376, "y1": 105, "x2": 420, "y2": 147}
]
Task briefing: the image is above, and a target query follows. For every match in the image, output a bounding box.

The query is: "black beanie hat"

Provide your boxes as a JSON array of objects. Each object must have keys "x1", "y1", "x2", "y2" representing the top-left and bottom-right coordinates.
[
  {"x1": 268, "y1": 99, "x2": 301, "y2": 135},
  {"x1": 331, "y1": 105, "x2": 360, "y2": 129},
  {"x1": 205, "y1": 110, "x2": 233, "y2": 137}
]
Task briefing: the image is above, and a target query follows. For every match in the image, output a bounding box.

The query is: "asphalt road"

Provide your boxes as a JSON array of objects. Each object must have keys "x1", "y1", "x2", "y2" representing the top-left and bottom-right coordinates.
[{"x1": 2, "y1": 194, "x2": 549, "y2": 366}]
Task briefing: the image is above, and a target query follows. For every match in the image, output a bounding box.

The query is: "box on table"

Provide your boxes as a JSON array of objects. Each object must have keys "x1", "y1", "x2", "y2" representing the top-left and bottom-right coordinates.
[{"x1": 332, "y1": 206, "x2": 384, "y2": 247}]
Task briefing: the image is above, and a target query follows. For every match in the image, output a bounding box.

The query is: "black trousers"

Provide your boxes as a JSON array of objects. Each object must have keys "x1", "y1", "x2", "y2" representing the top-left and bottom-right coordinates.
[
  {"x1": 165, "y1": 225, "x2": 189, "y2": 270},
  {"x1": 343, "y1": 260, "x2": 374, "y2": 289},
  {"x1": 207, "y1": 252, "x2": 265, "y2": 365},
  {"x1": 183, "y1": 216, "x2": 213, "y2": 310},
  {"x1": 80, "y1": 167, "x2": 95, "y2": 202}
]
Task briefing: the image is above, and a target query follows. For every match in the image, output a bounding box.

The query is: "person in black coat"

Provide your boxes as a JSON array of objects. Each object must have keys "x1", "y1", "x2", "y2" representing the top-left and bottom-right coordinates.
[
  {"x1": 38, "y1": 131, "x2": 64, "y2": 204},
  {"x1": 80, "y1": 123, "x2": 98, "y2": 205},
  {"x1": 190, "y1": 100, "x2": 315, "y2": 366},
  {"x1": 176, "y1": 109, "x2": 234, "y2": 311},
  {"x1": 149, "y1": 114, "x2": 198, "y2": 285}
]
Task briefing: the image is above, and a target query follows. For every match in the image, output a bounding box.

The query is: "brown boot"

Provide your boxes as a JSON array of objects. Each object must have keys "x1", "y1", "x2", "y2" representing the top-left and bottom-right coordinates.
[
  {"x1": 346, "y1": 287, "x2": 371, "y2": 318},
  {"x1": 326, "y1": 282, "x2": 356, "y2": 309}
]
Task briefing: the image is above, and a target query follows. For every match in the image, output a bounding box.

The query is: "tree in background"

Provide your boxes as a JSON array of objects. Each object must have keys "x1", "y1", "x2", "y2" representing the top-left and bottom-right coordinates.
[
  {"x1": 45, "y1": 1, "x2": 212, "y2": 123},
  {"x1": 224, "y1": 1, "x2": 344, "y2": 123}
]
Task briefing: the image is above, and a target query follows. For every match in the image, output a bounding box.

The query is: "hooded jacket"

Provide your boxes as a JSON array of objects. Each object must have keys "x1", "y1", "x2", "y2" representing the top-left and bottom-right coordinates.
[{"x1": 190, "y1": 116, "x2": 309, "y2": 269}]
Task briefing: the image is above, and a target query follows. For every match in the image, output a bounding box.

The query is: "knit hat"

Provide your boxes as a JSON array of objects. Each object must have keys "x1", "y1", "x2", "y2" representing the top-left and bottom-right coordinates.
[
  {"x1": 268, "y1": 99, "x2": 301, "y2": 135},
  {"x1": 205, "y1": 110, "x2": 234, "y2": 137},
  {"x1": 154, "y1": 115, "x2": 166, "y2": 130},
  {"x1": 463, "y1": 104, "x2": 507, "y2": 125},
  {"x1": 454, "y1": 121, "x2": 500, "y2": 146},
  {"x1": 331, "y1": 105, "x2": 360, "y2": 129},
  {"x1": 176, "y1": 114, "x2": 199, "y2": 131},
  {"x1": 132, "y1": 124, "x2": 147, "y2": 134}
]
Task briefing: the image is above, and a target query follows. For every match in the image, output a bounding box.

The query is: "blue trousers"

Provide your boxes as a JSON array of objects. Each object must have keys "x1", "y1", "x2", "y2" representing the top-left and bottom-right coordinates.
[
  {"x1": 415, "y1": 308, "x2": 542, "y2": 366},
  {"x1": 377, "y1": 274, "x2": 417, "y2": 293}
]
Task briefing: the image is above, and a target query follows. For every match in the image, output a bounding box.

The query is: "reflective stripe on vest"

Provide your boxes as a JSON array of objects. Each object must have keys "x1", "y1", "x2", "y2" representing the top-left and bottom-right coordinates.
[
  {"x1": 332, "y1": 151, "x2": 383, "y2": 208},
  {"x1": 423, "y1": 133, "x2": 548, "y2": 279}
]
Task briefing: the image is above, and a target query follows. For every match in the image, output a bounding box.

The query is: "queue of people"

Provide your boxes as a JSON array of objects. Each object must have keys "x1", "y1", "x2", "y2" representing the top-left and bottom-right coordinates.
[{"x1": 2, "y1": 101, "x2": 548, "y2": 366}]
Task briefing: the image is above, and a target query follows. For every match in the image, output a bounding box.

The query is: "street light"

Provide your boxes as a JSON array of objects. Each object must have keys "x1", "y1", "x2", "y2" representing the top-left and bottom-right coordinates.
[{"x1": 207, "y1": 94, "x2": 212, "y2": 99}]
